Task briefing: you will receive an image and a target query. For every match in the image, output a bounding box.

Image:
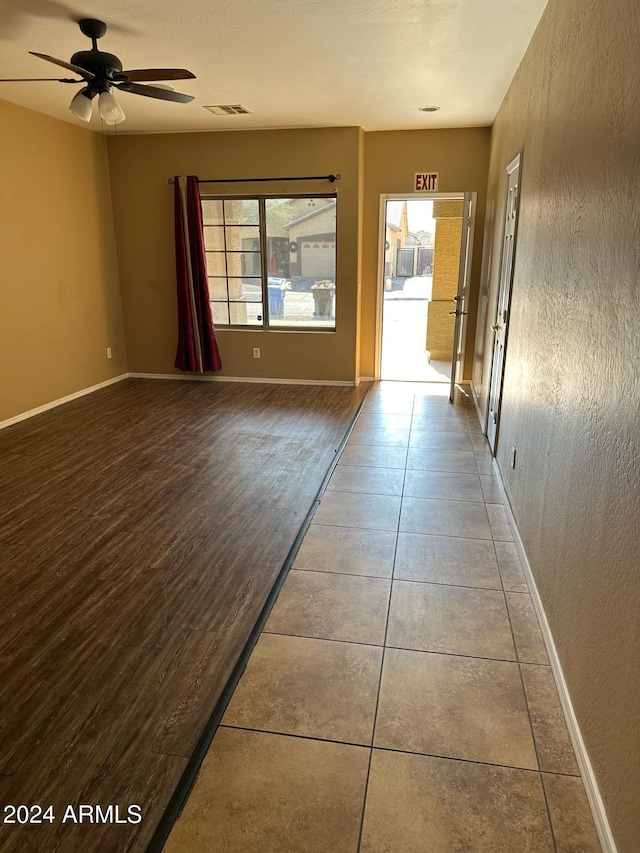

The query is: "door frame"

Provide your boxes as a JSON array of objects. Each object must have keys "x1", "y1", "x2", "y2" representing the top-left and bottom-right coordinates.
[
  {"x1": 449, "y1": 192, "x2": 477, "y2": 401},
  {"x1": 485, "y1": 152, "x2": 522, "y2": 452},
  {"x1": 374, "y1": 192, "x2": 468, "y2": 381}
]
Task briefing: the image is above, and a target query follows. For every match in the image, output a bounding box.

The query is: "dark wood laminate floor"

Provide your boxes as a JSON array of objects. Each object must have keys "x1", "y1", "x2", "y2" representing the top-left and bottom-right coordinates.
[{"x1": 0, "y1": 378, "x2": 368, "y2": 852}]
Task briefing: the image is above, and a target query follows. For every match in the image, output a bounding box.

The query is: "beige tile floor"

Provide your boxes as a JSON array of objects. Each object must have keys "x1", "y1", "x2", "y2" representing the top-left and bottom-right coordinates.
[{"x1": 165, "y1": 381, "x2": 602, "y2": 853}]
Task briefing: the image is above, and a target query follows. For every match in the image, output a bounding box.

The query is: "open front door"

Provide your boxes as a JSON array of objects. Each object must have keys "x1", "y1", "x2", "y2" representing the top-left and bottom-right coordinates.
[
  {"x1": 449, "y1": 192, "x2": 476, "y2": 402},
  {"x1": 487, "y1": 154, "x2": 521, "y2": 451}
]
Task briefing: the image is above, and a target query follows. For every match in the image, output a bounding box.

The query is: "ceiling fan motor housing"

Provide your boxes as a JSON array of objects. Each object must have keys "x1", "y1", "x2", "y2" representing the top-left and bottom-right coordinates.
[
  {"x1": 70, "y1": 50, "x2": 123, "y2": 80},
  {"x1": 72, "y1": 19, "x2": 122, "y2": 90}
]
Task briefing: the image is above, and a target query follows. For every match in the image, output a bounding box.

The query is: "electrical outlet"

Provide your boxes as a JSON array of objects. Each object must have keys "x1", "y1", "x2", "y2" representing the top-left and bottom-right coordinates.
[
  {"x1": 511, "y1": 445, "x2": 517, "y2": 469},
  {"x1": 106, "y1": 347, "x2": 112, "y2": 359},
  {"x1": 252, "y1": 347, "x2": 261, "y2": 359}
]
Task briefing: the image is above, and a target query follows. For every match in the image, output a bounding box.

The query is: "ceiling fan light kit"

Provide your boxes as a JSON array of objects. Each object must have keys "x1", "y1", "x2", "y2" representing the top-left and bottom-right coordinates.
[
  {"x1": 98, "y1": 90, "x2": 125, "y2": 124},
  {"x1": 69, "y1": 87, "x2": 94, "y2": 122},
  {"x1": 2, "y1": 18, "x2": 195, "y2": 126},
  {"x1": 68, "y1": 86, "x2": 125, "y2": 124}
]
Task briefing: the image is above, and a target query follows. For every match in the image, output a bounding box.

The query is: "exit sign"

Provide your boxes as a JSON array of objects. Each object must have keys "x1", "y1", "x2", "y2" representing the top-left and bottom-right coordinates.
[{"x1": 414, "y1": 172, "x2": 439, "y2": 191}]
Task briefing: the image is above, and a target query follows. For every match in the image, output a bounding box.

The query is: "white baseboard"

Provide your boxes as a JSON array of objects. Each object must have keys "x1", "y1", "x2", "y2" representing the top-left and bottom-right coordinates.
[
  {"x1": 0, "y1": 374, "x2": 128, "y2": 432},
  {"x1": 492, "y1": 459, "x2": 617, "y2": 853},
  {"x1": 357, "y1": 376, "x2": 375, "y2": 385},
  {"x1": 128, "y1": 372, "x2": 356, "y2": 387}
]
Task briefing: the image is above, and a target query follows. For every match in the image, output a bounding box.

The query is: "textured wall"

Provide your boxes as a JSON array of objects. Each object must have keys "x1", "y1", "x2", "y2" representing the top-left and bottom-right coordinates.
[
  {"x1": 473, "y1": 0, "x2": 640, "y2": 848},
  {"x1": 0, "y1": 100, "x2": 127, "y2": 422}
]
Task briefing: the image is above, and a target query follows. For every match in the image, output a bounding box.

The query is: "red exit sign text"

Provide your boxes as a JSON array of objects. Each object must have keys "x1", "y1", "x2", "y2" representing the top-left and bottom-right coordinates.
[{"x1": 414, "y1": 172, "x2": 439, "y2": 191}]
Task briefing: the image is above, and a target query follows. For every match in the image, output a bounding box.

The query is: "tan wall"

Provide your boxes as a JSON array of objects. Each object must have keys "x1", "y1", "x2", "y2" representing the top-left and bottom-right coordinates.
[
  {"x1": 473, "y1": 0, "x2": 640, "y2": 848},
  {"x1": 0, "y1": 100, "x2": 127, "y2": 422},
  {"x1": 106, "y1": 127, "x2": 362, "y2": 383},
  {"x1": 432, "y1": 218, "x2": 462, "y2": 300},
  {"x1": 427, "y1": 203, "x2": 463, "y2": 359},
  {"x1": 361, "y1": 128, "x2": 491, "y2": 378}
]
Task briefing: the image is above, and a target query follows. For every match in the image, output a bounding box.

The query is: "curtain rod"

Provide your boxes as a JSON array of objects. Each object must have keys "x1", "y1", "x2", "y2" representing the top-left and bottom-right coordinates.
[{"x1": 168, "y1": 173, "x2": 341, "y2": 185}]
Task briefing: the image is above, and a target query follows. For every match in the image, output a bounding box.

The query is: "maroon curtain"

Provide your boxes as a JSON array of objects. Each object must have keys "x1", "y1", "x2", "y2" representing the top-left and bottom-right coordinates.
[{"x1": 174, "y1": 175, "x2": 222, "y2": 372}]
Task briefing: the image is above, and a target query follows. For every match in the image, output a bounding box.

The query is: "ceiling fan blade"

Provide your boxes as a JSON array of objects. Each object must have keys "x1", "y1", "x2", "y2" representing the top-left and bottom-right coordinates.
[
  {"x1": 118, "y1": 68, "x2": 196, "y2": 82},
  {"x1": 29, "y1": 52, "x2": 94, "y2": 79},
  {"x1": 0, "y1": 77, "x2": 82, "y2": 82},
  {"x1": 117, "y1": 81, "x2": 194, "y2": 103}
]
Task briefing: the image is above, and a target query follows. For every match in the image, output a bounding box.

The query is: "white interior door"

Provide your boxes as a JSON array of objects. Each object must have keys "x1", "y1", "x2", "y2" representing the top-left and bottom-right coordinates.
[
  {"x1": 449, "y1": 192, "x2": 476, "y2": 402},
  {"x1": 487, "y1": 154, "x2": 521, "y2": 451}
]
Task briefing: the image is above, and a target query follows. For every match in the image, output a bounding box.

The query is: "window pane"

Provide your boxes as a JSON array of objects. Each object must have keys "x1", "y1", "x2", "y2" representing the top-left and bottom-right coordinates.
[
  {"x1": 229, "y1": 278, "x2": 262, "y2": 302},
  {"x1": 224, "y1": 199, "x2": 259, "y2": 225},
  {"x1": 211, "y1": 301, "x2": 229, "y2": 325},
  {"x1": 225, "y1": 225, "x2": 260, "y2": 249},
  {"x1": 203, "y1": 226, "x2": 224, "y2": 251},
  {"x1": 202, "y1": 199, "x2": 224, "y2": 225},
  {"x1": 203, "y1": 195, "x2": 336, "y2": 331},
  {"x1": 208, "y1": 278, "x2": 228, "y2": 301},
  {"x1": 227, "y1": 279, "x2": 244, "y2": 301},
  {"x1": 227, "y1": 251, "x2": 261, "y2": 278},
  {"x1": 230, "y1": 302, "x2": 263, "y2": 325},
  {"x1": 205, "y1": 252, "x2": 226, "y2": 277},
  {"x1": 268, "y1": 281, "x2": 336, "y2": 330},
  {"x1": 265, "y1": 197, "x2": 336, "y2": 329}
]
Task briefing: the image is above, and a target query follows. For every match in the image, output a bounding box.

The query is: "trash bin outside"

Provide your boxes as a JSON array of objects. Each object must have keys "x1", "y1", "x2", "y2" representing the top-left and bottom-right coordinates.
[
  {"x1": 311, "y1": 281, "x2": 335, "y2": 319},
  {"x1": 268, "y1": 284, "x2": 285, "y2": 318},
  {"x1": 267, "y1": 278, "x2": 290, "y2": 319}
]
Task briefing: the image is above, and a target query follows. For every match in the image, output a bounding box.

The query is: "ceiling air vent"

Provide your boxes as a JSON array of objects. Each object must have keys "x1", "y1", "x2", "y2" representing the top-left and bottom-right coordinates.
[{"x1": 204, "y1": 104, "x2": 251, "y2": 116}]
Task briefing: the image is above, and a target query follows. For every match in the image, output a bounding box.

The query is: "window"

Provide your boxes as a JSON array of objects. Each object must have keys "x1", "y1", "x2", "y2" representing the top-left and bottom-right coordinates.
[{"x1": 202, "y1": 195, "x2": 336, "y2": 330}]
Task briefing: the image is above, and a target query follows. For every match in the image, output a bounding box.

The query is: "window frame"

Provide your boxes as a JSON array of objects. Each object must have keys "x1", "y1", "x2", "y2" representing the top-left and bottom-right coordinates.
[{"x1": 202, "y1": 192, "x2": 337, "y2": 332}]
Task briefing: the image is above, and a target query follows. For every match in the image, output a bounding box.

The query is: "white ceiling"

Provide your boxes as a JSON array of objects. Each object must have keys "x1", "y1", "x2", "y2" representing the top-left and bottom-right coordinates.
[{"x1": 0, "y1": 0, "x2": 549, "y2": 134}]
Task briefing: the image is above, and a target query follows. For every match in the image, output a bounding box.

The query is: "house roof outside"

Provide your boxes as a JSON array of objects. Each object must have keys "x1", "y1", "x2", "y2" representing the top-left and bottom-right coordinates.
[{"x1": 286, "y1": 200, "x2": 337, "y2": 229}]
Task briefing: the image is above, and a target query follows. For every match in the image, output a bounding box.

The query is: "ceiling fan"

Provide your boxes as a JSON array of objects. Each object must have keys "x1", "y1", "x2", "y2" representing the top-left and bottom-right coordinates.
[{"x1": 0, "y1": 18, "x2": 196, "y2": 125}]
